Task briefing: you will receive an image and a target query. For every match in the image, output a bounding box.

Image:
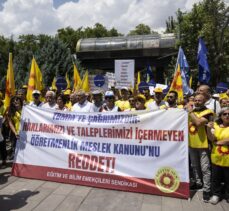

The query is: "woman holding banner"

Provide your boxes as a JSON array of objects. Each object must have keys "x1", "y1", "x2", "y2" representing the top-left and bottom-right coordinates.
[
  {"x1": 6, "y1": 96, "x2": 23, "y2": 159},
  {"x1": 206, "y1": 107, "x2": 229, "y2": 204}
]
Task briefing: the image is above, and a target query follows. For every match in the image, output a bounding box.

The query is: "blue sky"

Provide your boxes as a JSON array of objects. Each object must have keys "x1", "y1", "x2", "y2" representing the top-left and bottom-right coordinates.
[{"x1": 0, "y1": 0, "x2": 205, "y2": 37}]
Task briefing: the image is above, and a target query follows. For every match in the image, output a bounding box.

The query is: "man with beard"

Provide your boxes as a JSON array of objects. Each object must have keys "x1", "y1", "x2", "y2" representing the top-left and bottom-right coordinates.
[
  {"x1": 141, "y1": 87, "x2": 154, "y2": 108},
  {"x1": 42, "y1": 91, "x2": 58, "y2": 110},
  {"x1": 186, "y1": 94, "x2": 214, "y2": 202},
  {"x1": 161, "y1": 91, "x2": 183, "y2": 109}
]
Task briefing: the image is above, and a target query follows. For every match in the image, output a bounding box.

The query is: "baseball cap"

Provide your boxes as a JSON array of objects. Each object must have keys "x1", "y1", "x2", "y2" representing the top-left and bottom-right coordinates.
[
  {"x1": 135, "y1": 94, "x2": 146, "y2": 102},
  {"x1": 105, "y1": 91, "x2": 114, "y2": 97},
  {"x1": 32, "y1": 90, "x2": 41, "y2": 95},
  {"x1": 120, "y1": 87, "x2": 129, "y2": 91},
  {"x1": 92, "y1": 90, "x2": 102, "y2": 95},
  {"x1": 154, "y1": 87, "x2": 163, "y2": 93},
  {"x1": 64, "y1": 89, "x2": 71, "y2": 95}
]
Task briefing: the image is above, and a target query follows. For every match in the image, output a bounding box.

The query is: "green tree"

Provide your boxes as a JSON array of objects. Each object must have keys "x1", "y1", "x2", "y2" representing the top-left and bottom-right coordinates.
[
  {"x1": 35, "y1": 38, "x2": 73, "y2": 87},
  {"x1": 0, "y1": 36, "x2": 12, "y2": 89},
  {"x1": 176, "y1": 0, "x2": 229, "y2": 85},
  {"x1": 12, "y1": 34, "x2": 53, "y2": 88},
  {"x1": 57, "y1": 26, "x2": 83, "y2": 54},
  {"x1": 128, "y1": 24, "x2": 151, "y2": 35},
  {"x1": 165, "y1": 16, "x2": 176, "y2": 33}
]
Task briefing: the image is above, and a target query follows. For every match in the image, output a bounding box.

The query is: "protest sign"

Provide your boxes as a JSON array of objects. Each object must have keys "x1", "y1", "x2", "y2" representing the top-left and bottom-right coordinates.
[
  {"x1": 12, "y1": 106, "x2": 189, "y2": 198},
  {"x1": 115, "y1": 60, "x2": 135, "y2": 89}
]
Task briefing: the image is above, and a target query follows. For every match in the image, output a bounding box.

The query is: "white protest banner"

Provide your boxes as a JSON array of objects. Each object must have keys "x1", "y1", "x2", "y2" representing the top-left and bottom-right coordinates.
[
  {"x1": 12, "y1": 106, "x2": 189, "y2": 198},
  {"x1": 115, "y1": 60, "x2": 135, "y2": 89}
]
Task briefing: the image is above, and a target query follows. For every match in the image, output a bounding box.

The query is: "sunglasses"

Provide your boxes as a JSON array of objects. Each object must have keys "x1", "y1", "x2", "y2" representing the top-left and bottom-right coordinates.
[{"x1": 222, "y1": 113, "x2": 229, "y2": 116}]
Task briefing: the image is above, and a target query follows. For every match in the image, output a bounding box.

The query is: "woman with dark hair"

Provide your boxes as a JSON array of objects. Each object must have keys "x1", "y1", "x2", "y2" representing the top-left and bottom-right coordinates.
[
  {"x1": 5, "y1": 96, "x2": 23, "y2": 159},
  {"x1": 0, "y1": 98, "x2": 7, "y2": 168},
  {"x1": 206, "y1": 107, "x2": 229, "y2": 204},
  {"x1": 56, "y1": 94, "x2": 69, "y2": 111}
]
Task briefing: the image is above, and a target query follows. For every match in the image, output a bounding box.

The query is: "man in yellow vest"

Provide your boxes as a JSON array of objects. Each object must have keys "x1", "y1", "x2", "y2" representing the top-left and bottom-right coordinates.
[{"x1": 186, "y1": 93, "x2": 214, "y2": 202}]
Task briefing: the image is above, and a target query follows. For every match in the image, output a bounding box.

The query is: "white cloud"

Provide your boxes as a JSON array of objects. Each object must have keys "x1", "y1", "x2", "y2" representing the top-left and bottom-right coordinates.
[
  {"x1": 0, "y1": 0, "x2": 61, "y2": 36},
  {"x1": 0, "y1": 0, "x2": 202, "y2": 37}
]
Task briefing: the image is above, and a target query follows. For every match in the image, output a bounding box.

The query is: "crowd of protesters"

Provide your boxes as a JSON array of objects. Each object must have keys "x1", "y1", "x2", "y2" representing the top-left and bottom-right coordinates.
[{"x1": 0, "y1": 83, "x2": 229, "y2": 204}]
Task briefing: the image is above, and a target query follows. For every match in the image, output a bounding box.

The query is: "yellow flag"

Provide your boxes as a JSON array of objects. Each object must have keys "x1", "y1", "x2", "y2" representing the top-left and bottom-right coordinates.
[
  {"x1": 51, "y1": 77, "x2": 57, "y2": 90},
  {"x1": 137, "y1": 71, "x2": 141, "y2": 89},
  {"x1": 35, "y1": 58, "x2": 43, "y2": 91},
  {"x1": 80, "y1": 71, "x2": 90, "y2": 93},
  {"x1": 73, "y1": 64, "x2": 81, "y2": 91},
  {"x1": 165, "y1": 64, "x2": 183, "y2": 103},
  {"x1": 4, "y1": 53, "x2": 15, "y2": 108},
  {"x1": 65, "y1": 72, "x2": 71, "y2": 89},
  {"x1": 27, "y1": 57, "x2": 43, "y2": 102},
  {"x1": 189, "y1": 75, "x2": 192, "y2": 88}
]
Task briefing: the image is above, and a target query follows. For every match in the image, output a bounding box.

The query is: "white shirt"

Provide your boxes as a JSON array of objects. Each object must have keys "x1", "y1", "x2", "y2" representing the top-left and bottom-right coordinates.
[
  {"x1": 205, "y1": 98, "x2": 221, "y2": 114},
  {"x1": 91, "y1": 104, "x2": 103, "y2": 112},
  {"x1": 101, "y1": 105, "x2": 120, "y2": 112},
  {"x1": 72, "y1": 100, "x2": 94, "y2": 113},
  {"x1": 42, "y1": 103, "x2": 58, "y2": 110},
  {"x1": 29, "y1": 101, "x2": 44, "y2": 107},
  {"x1": 55, "y1": 106, "x2": 69, "y2": 111},
  {"x1": 148, "y1": 101, "x2": 168, "y2": 110}
]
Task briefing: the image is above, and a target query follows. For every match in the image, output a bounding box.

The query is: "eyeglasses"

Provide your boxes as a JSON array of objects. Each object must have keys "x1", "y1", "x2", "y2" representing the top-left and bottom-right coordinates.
[
  {"x1": 167, "y1": 96, "x2": 174, "y2": 98},
  {"x1": 222, "y1": 113, "x2": 229, "y2": 116}
]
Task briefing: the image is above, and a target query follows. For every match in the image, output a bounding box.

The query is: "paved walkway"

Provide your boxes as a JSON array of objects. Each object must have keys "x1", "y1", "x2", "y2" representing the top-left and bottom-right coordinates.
[{"x1": 0, "y1": 163, "x2": 228, "y2": 211}]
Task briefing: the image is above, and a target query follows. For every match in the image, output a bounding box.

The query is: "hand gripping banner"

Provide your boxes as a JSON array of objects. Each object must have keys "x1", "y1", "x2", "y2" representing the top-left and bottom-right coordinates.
[{"x1": 12, "y1": 106, "x2": 189, "y2": 198}]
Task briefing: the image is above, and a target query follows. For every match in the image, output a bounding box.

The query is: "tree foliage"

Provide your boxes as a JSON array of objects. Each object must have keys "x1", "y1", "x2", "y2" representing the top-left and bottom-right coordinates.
[
  {"x1": 57, "y1": 23, "x2": 122, "y2": 53},
  {"x1": 165, "y1": 16, "x2": 175, "y2": 33},
  {"x1": 35, "y1": 38, "x2": 74, "y2": 87},
  {"x1": 166, "y1": 0, "x2": 229, "y2": 86},
  {"x1": 128, "y1": 24, "x2": 158, "y2": 35}
]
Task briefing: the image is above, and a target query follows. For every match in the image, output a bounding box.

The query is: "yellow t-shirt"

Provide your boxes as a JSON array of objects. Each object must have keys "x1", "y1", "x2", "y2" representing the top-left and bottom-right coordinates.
[
  {"x1": 12, "y1": 111, "x2": 21, "y2": 134},
  {"x1": 189, "y1": 109, "x2": 213, "y2": 148},
  {"x1": 0, "y1": 105, "x2": 5, "y2": 116},
  {"x1": 211, "y1": 123, "x2": 229, "y2": 167},
  {"x1": 66, "y1": 101, "x2": 72, "y2": 109},
  {"x1": 115, "y1": 100, "x2": 130, "y2": 111},
  {"x1": 160, "y1": 104, "x2": 184, "y2": 109}
]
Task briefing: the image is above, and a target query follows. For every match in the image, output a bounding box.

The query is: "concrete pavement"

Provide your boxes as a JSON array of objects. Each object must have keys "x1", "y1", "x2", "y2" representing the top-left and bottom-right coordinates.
[{"x1": 0, "y1": 163, "x2": 229, "y2": 211}]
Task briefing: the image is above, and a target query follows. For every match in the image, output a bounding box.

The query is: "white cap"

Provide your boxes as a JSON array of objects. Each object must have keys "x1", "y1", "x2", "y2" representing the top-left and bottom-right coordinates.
[
  {"x1": 213, "y1": 93, "x2": 219, "y2": 98},
  {"x1": 120, "y1": 87, "x2": 128, "y2": 91},
  {"x1": 105, "y1": 91, "x2": 114, "y2": 97},
  {"x1": 32, "y1": 90, "x2": 41, "y2": 95},
  {"x1": 92, "y1": 90, "x2": 102, "y2": 95}
]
